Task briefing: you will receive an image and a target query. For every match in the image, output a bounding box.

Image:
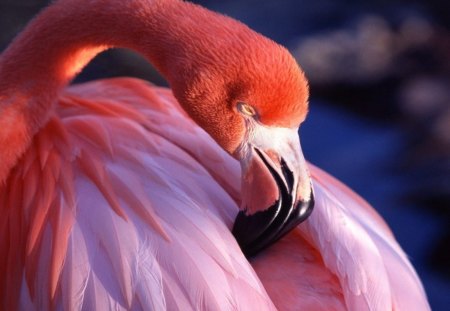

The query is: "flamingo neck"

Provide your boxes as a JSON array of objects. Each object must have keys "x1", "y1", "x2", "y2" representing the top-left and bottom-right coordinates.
[
  {"x1": 0, "y1": 0, "x2": 244, "y2": 181},
  {"x1": 0, "y1": 0, "x2": 214, "y2": 97}
]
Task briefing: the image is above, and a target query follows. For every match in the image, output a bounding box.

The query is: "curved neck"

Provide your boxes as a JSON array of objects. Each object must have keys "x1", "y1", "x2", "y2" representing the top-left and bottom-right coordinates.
[
  {"x1": 1, "y1": 0, "x2": 204, "y2": 98},
  {"x1": 0, "y1": 0, "x2": 238, "y2": 181}
]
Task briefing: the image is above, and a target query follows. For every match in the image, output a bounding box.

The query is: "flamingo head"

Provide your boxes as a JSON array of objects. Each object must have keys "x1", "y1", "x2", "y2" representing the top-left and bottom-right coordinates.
[{"x1": 167, "y1": 11, "x2": 314, "y2": 257}]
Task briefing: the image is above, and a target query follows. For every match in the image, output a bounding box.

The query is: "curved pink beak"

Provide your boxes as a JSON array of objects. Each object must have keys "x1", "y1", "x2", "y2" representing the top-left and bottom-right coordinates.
[{"x1": 232, "y1": 128, "x2": 314, "y2": 257}]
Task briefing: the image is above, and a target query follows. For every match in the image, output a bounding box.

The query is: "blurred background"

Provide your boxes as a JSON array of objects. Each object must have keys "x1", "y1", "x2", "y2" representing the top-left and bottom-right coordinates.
[{"x1": 1, "y1": 0, "x2": 449, "y2": 309}]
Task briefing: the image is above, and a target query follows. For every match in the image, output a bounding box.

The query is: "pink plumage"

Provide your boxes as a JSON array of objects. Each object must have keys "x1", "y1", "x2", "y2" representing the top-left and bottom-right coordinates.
[{"x1": 0, "y1": 0, "x2": 430, "y2": 310}]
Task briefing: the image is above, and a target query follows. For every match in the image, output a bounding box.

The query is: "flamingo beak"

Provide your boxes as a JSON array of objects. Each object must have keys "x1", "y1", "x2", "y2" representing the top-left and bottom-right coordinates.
[{"x1": 232, "y1": 127, "x2": 314, "y2": 257}]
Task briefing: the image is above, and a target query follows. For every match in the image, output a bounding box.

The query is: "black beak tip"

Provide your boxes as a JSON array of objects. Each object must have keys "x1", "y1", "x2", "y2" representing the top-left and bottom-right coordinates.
[
  {"x1": 294, "y1": 192, "x2": 315, "y2": 222},
  {"x1": 232, "y1": 190, "x2": 315, "y2": 258}
]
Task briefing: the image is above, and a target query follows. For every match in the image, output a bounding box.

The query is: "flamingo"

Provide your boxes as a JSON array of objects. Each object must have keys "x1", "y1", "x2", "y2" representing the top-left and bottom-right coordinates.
[{"x1": 0, "y1": 0, "x2": 430, "y2": 310}]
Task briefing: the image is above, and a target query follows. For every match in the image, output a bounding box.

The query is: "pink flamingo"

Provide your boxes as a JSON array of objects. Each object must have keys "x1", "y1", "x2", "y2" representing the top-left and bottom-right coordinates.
[{"x1": 0, "y1": 0, "x2": 430, "y2": 310}]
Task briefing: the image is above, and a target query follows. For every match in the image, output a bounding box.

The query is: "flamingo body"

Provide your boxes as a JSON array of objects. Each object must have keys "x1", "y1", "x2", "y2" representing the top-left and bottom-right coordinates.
[
  {"x1": 0, "y1": 0, "x2": 430, "y2": 310},
  {"x1": 1, "y1": 78, "x2": 274, "y2": 310},
  {"x1": 1, "y1": 78, "x2": 429, "y2": 310}
]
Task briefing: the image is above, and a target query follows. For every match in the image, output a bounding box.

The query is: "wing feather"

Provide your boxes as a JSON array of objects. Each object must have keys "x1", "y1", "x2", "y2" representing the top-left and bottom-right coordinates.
[{"x1": 303, "y1": 164, "x2": 430, "y2": 311}]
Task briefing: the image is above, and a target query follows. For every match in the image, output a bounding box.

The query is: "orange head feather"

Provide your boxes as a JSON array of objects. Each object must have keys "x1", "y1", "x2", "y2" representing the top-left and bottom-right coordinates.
[{"x1": 157, "y1": 1, "x2": 310, "y2": 155}]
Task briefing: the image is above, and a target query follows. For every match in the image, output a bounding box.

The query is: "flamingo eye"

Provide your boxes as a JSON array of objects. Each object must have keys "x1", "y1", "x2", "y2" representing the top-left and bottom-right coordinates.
[{"x1": 237, "y1": 102, "x2": 257, "y2": 117}]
